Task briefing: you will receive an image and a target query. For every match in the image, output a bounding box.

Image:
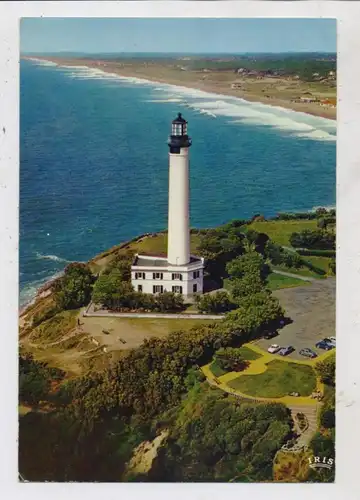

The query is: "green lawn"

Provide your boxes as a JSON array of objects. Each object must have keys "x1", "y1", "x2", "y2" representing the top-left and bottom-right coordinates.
[
  {"x1": 302, "y1": 255, "x2": 332, "y2": 274},
  {"x1": 236, "y1": 346, "x2": 262, "y2": 361},
  {"x1": 267, "y1": 272, "x2": 309, "y2": 291},
  {"x1": 228, "y1": 360, "x2": 316, "y2": 398},
  {"x1": 210, "y1": 360, "x2": 228, "y2": 377},
  {"x1": 248, "y1": 220, "x2": 318, "y2": 247}
]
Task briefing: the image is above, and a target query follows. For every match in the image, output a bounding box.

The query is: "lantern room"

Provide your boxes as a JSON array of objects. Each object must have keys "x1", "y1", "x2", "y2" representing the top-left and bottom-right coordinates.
[
  {"x1": 168, "y1": 112, "x2": 192, "y2": 153},
  {"x1": 171, "y1": 113, "x2": 188, "y2": 136}
]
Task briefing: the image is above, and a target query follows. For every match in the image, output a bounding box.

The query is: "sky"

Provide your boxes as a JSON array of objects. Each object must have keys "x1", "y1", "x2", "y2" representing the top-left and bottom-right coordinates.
[{"x1": 20, "y1": 18, "x2": 336, "y2": 54}]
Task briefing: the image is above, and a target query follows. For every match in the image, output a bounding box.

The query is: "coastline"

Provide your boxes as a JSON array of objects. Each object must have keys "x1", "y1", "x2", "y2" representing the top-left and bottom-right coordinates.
[{"x1": 22, "y1": 56, "x2": 336, "y2": 122}]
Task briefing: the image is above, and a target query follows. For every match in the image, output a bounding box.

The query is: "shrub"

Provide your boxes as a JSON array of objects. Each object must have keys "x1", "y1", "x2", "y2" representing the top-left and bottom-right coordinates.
[
  {"x1": 289, "y1": 230, "x2": 335, "y2": 250},
  {"x1": 297, "y1": 248, "x2": 336, "y2": 257},
  {"x1": 195, "y1": 291, "x2": 234, "y2": 314},
  {"x1": 315, "y1": 354, "x2": 335, "y2": 385}
]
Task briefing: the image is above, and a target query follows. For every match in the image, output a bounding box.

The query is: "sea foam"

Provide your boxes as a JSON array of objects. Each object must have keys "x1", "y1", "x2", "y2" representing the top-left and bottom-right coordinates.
[{"x1": 44, "y1": 60, "x2": 336, "y2": 143}]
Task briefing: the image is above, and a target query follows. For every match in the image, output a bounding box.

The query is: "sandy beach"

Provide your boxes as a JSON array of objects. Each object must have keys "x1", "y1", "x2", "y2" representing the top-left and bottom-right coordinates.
[{"x1": 23, "y1": 56, "x2": 336, "y2": 121}]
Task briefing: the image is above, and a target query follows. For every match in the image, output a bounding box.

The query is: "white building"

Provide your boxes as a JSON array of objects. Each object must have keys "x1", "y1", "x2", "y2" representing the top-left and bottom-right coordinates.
[{"x1": 131, "y1": 113, "x2": 204, "y2": 298}]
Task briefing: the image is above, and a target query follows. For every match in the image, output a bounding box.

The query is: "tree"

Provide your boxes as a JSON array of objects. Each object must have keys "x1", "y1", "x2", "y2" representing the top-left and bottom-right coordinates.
[
  {"x1": 289, "y1": 230, "x2": 335, "y2": 250},
  {"x1": 103, "y1": 252, "x2": 133, "y2": 281},
  {"x1": 92, "y1": 271, "x2": 133, "y2": 309},
  {"x1": 230, "y1": 274, "x2": 264, "y2": 302},
  {"x1": 54, "y1": 263, "x2": 95, "y2": 310},
  {"x1": 315, "y1": 354, "x2": 335, "y2": 385},
  {"x1": 226, "y1": 251, "x2": 270, "y2": 282},
  {"x1": 19, "y1": 353, "x2": 65, "y2": 406},
  {"x1": 281, "y1": 251, "x2": 303, "y2": 269},
  {"x1": 215, "y1": 347, "x2": 248, "y2": 371},
  {"x1": 264, "y1": 241, "x2": 284, "y2": 266}
]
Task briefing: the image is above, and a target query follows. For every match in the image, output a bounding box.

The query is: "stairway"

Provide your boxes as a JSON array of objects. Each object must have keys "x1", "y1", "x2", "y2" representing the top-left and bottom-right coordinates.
[{"x1": 289, "y1": 404, "x2": 319, "y2": 447}]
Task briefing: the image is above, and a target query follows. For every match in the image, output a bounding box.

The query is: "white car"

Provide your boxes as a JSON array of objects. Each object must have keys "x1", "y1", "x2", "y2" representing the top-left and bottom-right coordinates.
[
  {"x1": 268, "y1": 344, "x2": 280, "y2": 354},
  {"x1": 324, "y1": 336, "x2": 336, "y2": 347}
]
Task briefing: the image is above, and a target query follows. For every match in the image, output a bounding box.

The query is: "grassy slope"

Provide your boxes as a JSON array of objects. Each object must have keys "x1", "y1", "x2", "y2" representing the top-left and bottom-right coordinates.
[
  {"x1": 228, "y1": 360, "x2": 316, "y2": 398},
  {"x1": 248, "y1": 220, "x2": 318, "y2": 246},
  {"x1": 90, "y1": 232, "x2": 202, "y2": 274}
]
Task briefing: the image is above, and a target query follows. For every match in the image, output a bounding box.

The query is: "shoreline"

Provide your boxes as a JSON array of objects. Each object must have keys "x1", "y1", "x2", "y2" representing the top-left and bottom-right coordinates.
[{"x1": 22, "y1": 56, "x2": 336, "y2": 122}]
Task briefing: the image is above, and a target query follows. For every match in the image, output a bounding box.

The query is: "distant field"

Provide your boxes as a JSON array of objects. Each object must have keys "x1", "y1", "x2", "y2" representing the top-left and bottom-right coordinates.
[{"x1": 248, "y1": 220, "x2": 318, "y2": 247}]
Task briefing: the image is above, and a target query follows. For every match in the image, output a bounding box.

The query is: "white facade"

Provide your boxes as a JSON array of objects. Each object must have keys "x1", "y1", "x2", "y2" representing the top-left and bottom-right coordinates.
[
  {"x1": 167, "y1": 148, "x2": 190, "y2": 266},
  {"x1": 131, "y1": 255, "x2": 204, "y2": 296},
  {"x1": 130, "y1": 113, "x2": 204, "y2": 298}
]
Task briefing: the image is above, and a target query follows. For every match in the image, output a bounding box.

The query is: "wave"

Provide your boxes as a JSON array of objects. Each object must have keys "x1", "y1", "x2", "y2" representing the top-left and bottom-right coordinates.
[
  {"x1": 26, "y1": 58, "x2": 58, "y2": 67},
  {"x1": 311, "y1": 204, "x2": 336, "y2": 212},
  {"x1": 180, "y1": 98, "x2": 336, "y2": 141},
  {"x1": 33, "y1": 59, "x2": 336, "y2": 143},
  {"x1": 19, "y1": 271, "x2": 63, "y2": 308},
  {"x1": 146, "y1": 98, "x2": 183, "y2": 103},
  {"x1": 35, "y1": 252, "x2": 70, "y2": 263}
]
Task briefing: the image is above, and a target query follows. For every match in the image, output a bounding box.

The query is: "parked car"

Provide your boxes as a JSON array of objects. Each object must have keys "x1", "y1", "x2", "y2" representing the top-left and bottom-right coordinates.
[
  {"x1": 316, "y1": 340, "x2": 334, "y2": 351},
  {"x1": 299, "y1": 348, "x2": 317, "y2": 359},
  {"x1": 323, "y1": 337, "x2": 336, "y2": 347},
  {"x1": 263, "y1": 330, "x2": 278, "y2": 340},
  {"x1": 278, "y1": 345, "x2": 295, "y2": 356},
  {"x1": 268, "y1": 344, "x2": 280, "y2": 354}
]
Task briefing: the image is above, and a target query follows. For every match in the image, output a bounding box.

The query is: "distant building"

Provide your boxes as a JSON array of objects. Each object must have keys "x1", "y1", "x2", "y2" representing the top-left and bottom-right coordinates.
[{"x1": 299, "y1": 96, "x2": 318, "y2": 103}]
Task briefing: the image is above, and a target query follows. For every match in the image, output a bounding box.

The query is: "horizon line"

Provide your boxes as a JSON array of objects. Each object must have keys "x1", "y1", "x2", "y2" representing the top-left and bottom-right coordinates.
[{"x1": 20, "y1": 50, "x2": 337, "y2": 55}]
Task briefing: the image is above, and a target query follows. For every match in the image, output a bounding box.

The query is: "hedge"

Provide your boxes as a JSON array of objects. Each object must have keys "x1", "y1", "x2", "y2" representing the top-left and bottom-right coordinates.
[{"x1": 297, "y1": 249, "x2": 336, "y2": 257}]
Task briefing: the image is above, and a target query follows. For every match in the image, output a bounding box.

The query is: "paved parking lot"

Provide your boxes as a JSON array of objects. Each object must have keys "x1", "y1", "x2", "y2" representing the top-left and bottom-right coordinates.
[{"x1": 256, "y1": 278, "x2": 335, "y2": 360}]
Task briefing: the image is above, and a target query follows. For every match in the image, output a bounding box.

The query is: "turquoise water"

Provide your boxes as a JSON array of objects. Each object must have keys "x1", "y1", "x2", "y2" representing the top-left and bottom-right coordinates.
[{"x1": 20, "y1": 59, "x2": 336, "y2": 305}]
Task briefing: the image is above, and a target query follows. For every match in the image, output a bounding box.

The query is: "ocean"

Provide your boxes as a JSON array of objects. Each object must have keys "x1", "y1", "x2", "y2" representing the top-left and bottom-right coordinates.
[{"x1": 20, "y1": 59, "x2": 336, "y2": 306}]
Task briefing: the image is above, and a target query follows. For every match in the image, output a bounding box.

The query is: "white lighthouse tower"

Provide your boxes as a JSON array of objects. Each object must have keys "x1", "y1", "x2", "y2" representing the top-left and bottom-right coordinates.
[
  {"x1": 131, "y1": 113, "x2": 204, "y2": 298},
  {"x1": 167, "y1": 113, "x2": 191, "y2": 266}
]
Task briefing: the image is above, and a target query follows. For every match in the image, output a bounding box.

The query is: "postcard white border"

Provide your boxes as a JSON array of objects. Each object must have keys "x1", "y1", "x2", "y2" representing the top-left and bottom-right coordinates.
[{"x1": 1, "y1": 2, "x2": 359, "y2": 499}]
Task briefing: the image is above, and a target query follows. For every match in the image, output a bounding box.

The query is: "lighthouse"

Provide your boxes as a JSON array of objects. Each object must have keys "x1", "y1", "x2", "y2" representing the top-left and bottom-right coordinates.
[
  {"x1": 167, "y1": 113, "x2": 191, "y2": 266},
  {"x1": 131, "y1": 113, "x2": 204, "y2": 297}
]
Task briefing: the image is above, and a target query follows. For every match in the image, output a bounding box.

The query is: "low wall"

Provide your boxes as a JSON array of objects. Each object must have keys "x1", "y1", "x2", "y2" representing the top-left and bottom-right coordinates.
[{"x1": 83, "y1": 302, "x2": 224, "y2": 320}]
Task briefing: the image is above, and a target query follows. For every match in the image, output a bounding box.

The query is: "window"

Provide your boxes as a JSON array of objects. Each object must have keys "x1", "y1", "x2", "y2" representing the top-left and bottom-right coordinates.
[
  {"x1": 153, "y1": 285, "x2": 164, "y2": 294},
  {"x1": 153, "y1": 272, "x2": 163, "y2": 280},
  {"x1": 193, "y1": 284, "x2": 197, "y2": 293},
  {"x1": 172, "y1": 123, "x2": 183, "y2": 136},
  {"x1": 193, "y1": 270, "x2": 200, "y2": 279},
  {"x1": 138, "y1": 285, "x2": 143, "y2": 292},
  {"x1": 172, "y1": 273, "x2": 183, "y2": 281},
  {"x1": 135, "y1": 272, "x2": 145, "y2": 280},
  {"x1": 172, "y1": 286, "x2": 183, "y2": 294}
]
